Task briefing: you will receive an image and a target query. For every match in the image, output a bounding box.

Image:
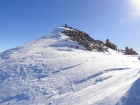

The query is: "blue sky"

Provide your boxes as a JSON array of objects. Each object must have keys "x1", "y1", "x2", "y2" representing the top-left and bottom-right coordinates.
[{"x1": 0, "y1": 0, "x2": 140, "y2": 54}]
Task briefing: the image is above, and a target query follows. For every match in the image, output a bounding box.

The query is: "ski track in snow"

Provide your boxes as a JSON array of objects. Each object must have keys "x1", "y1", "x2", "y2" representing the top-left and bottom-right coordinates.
[{"x1": 0, "y1": 27, "x2": 140, "y2": 105}]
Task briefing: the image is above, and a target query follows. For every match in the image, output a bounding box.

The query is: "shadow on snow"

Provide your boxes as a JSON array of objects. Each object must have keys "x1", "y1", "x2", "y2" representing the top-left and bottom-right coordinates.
[
  {"x1": 104, "y1": 68, "x2": 131, "y2": 72},
  {"x1": 74, "y1": 68, "x2": 131, "y2": 84},
  {"x1": 74, "y1": 72, "x2": 103, "y2": 84},
  {"x1": 116, "y1": 78, "x2": 140, "y2": 105},
  {"x1": 0, "y1": 93, "x2": 30, "y2": 104},
  {"x1": 52, "y1": 63, "x2": 83, "y2": 74}
]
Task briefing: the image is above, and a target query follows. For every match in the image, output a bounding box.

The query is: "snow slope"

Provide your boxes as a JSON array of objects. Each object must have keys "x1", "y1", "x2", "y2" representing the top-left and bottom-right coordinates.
[{"x1": 0, "y1": 27, "x2": 140, "y2": 105}]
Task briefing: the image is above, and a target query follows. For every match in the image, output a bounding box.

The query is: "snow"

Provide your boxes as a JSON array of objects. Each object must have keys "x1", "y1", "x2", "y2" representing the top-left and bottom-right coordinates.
[{"x1": 0, "y1": 27, "x2": 140, "y2": 105}]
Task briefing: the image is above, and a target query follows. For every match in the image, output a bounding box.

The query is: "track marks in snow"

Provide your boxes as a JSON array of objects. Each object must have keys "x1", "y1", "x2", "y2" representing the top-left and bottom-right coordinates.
[
  {"x1": 95, "y1": 75, "x2": 112, "y2": 83},
  {"x1": 134, "y1": 70, "x2": 140, "y2": 77},
  {"x1": 56, "y1": 68, "x2": 140, "y2": 105}
]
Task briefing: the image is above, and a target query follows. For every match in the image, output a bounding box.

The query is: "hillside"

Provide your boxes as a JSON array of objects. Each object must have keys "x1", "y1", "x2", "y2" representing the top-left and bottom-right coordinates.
[{"x1": 0, "y1": 26, "x2": 140, "y2": 105}]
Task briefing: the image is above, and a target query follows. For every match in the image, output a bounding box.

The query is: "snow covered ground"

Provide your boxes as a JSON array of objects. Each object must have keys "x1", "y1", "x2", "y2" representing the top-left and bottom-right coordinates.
[{"x1": 0, "y1": 27, "x2": 140, "y2": 105}]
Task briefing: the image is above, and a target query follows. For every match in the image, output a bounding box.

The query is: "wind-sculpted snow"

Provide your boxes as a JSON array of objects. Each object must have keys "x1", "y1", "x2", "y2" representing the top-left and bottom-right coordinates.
[
  {"x1": 116, "y1": 76, "x2": 140, "y2": 105},
  {"x1": 0, "y1": 27, "x2": 140, "y2": 105}
]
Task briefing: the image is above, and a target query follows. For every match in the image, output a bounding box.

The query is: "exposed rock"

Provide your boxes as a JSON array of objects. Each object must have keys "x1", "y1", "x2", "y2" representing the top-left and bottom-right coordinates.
[
  {"x1": 61, "y1": 25, "x2": 108, "y2": 52},
  {"x1": 78, "y1": 40, "x2": 86, "y2": 47},
  {"x1": 75, "y1": 46, "x2": 79, "y2": 49},
  {"x1": 86, "y1": 44, "x2": 93, "y2": 51}
]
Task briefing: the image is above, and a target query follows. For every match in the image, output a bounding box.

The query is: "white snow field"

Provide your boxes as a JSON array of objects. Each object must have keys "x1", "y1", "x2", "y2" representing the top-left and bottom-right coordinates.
[{"x1": 0, "y1": 27, "x2": 140, "y2": 105}]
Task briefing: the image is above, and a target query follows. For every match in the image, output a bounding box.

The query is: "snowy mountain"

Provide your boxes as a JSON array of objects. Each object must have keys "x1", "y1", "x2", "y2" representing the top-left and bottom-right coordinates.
[{"x1": 0, "y1": 26, "x2": 140, "y2": 105}]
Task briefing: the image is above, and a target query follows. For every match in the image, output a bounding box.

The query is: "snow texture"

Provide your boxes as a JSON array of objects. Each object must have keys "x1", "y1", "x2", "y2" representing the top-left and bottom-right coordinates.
[{"x1": 0, "y1": 27, "x2": 140, "y2": 105}]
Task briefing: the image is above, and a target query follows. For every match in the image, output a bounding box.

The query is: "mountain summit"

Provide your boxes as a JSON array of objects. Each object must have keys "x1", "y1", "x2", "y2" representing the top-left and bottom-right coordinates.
[{"x1": 0, "y1": 26, "x2": 140, "y2": 105}]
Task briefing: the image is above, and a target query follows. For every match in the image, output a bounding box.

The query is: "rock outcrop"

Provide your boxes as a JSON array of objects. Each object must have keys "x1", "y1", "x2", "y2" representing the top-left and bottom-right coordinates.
[{"x1": 61, "y1": 25, "x2": 108, "y2": 51}]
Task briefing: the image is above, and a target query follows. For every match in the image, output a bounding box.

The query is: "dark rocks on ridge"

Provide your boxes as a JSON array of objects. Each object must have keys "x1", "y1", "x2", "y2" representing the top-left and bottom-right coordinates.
[{"x1": 61, "y1": 25, "x2": 108, "y2": 52}]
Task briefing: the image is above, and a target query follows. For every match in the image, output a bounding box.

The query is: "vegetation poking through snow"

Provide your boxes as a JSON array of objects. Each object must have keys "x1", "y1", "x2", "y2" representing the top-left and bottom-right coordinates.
[
  {"x1": 105, "y1": 39, "x2": 117, "y2": 51},
  {"x1": 125, "y1": 46, "x2": 138, "y2": 55}
]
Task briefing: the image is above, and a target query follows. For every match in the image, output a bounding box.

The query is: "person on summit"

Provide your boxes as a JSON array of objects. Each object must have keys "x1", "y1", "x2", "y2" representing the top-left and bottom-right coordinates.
[{"x1": 65, "y1": 24, "x2": 67, "y2": 28}]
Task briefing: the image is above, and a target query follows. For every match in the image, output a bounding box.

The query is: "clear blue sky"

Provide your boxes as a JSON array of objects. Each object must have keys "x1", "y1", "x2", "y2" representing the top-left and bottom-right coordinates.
[{"x1": 0, "y1": 0, "x2": 140, "y2": 54}]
